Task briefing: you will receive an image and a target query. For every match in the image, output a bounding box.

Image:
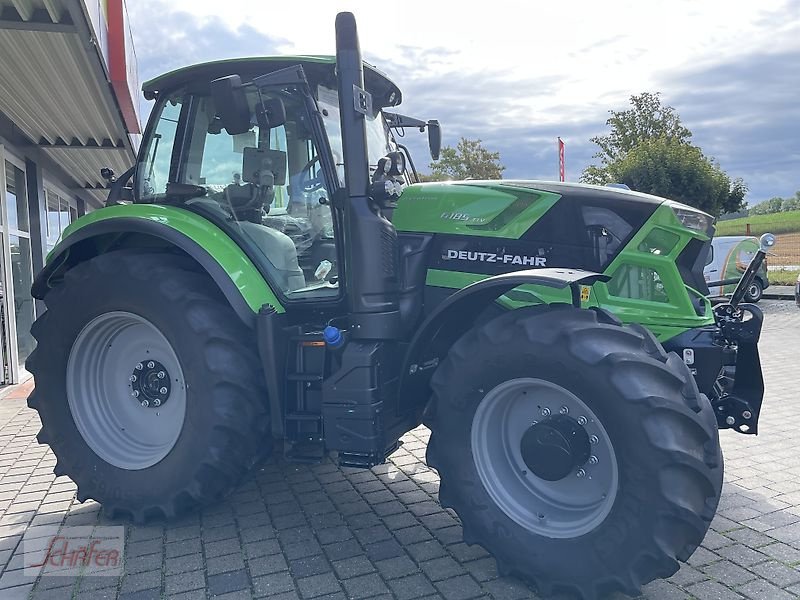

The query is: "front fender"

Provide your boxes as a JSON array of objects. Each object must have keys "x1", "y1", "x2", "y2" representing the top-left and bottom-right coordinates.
[
  {"x1": 34, "y1": 204, "x2": 283, "y2": 326},
  {"x1": 398, "y1": 268, "x2": 610, "y2": 414}
]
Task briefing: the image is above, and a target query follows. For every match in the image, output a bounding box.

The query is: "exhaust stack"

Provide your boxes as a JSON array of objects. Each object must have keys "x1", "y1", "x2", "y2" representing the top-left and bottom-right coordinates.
[{"x1": 335, "y1": 12, "x2": 401, "y2": 339}]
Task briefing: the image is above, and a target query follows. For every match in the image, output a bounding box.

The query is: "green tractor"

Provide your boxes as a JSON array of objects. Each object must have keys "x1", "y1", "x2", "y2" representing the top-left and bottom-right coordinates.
[{"x1": 28, "y1": 12, "x2": 770, "y2": 599}]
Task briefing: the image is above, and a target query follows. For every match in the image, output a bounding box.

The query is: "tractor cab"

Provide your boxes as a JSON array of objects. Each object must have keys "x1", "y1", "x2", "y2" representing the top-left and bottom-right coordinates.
[{"x1": 132, "y1": 57, "x2": 438, "y2": 302}]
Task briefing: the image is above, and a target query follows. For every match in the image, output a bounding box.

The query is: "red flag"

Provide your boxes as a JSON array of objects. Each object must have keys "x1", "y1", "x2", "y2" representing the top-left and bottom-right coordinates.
[{"x1": 558, "y1": 137, "x2": 565, "y2": 182}]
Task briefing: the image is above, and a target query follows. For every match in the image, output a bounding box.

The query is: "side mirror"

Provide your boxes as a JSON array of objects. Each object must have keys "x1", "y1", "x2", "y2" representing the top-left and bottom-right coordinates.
[
  {"x1": 210, "y1": 75, "x2": 251, "y2": 135},
  {"x1": 427, "y1": 120, "x2": 441, "y2": 161}
]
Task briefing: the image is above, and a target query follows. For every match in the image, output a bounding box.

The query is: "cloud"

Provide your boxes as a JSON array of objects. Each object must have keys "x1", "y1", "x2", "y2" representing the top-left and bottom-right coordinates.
[
  {"x1": 663, "y1": 48, "x2": 800, "y2": 202},
  {"x1": 127, "y1": 1, "x2": 288, "y2": 120},
  {"x1": 125, "y1": 1, "x2": 798, "y2": 203}
]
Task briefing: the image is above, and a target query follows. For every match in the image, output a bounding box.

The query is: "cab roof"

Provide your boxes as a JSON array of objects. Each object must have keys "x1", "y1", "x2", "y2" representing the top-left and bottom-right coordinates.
[{"x1": 141, "y1": 56, "x2": 402, "y2": 108}]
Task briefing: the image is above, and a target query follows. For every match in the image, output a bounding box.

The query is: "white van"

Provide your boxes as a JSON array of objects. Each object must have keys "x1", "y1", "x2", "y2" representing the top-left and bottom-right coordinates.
[{"x1": 704, "y1": 236, "x2": 769, "y2": 302}]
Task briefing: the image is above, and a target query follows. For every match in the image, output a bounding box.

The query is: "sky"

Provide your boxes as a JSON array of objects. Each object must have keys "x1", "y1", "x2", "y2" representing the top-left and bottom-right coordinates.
[{"x1": 126, "y1": 0, "x2": 800, "y2": 205}]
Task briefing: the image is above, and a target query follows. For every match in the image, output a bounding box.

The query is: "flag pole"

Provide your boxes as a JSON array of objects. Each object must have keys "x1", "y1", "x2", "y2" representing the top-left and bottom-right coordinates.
[{"x1": 558, "y1": 137, "x2": 565, "y2": 182}]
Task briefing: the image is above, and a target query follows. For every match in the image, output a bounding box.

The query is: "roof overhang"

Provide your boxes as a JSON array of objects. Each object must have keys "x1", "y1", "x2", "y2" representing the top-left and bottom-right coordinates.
[{"x1": 0, "y1": 0, "x2": 137, "y2": 206}]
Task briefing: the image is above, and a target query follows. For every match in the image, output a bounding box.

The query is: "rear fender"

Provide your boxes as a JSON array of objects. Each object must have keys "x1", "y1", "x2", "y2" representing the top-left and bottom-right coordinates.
[
  {"x1": 398, "y1": 268, "x2": 610, "y2": 416},
  {"x1": 33, "y1": 205, "x2": 283, "y2": 327}
]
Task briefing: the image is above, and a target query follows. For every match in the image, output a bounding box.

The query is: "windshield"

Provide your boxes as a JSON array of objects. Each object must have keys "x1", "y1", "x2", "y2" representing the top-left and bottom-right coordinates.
[{"x1": 316, "y1": 86, "x2": 393, "y2": 186}]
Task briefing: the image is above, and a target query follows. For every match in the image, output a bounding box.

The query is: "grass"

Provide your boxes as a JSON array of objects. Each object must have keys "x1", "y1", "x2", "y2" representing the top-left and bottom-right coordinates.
[
  {"x1": 716, "y1": 210, "x2": 800, "y2": 236},
  {"x1": 715, "y1": 211, "x2": 800, "y2": 268},
  {"x1": 769, "y1": 269, "x2": 799, "y2": 286}
]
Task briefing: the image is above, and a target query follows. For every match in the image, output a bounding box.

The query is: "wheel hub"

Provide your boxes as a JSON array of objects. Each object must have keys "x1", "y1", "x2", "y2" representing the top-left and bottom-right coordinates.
[
  {"x1": 130, "y1": 359, "x2": 171, "y2": 407},
  {"x1": 520, "y1": 415, "x2": 591, "y2": 481},
  {"x1": 471, "y1": 377, "x2": 619, "y2": 538}
]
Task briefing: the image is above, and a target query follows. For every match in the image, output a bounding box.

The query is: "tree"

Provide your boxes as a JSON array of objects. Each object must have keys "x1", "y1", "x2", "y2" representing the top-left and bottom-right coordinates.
[
  {"x1": 583, "y1": 92, "x2": 691, "y2": 179},
  {"x1": 581, "y1": 92, "x2": 747, "y2": 215},
  {"x1": 604, "y1": 138, "x2": 746, "y2": 215},
  {"x1": 782, "y1": 192, "x2": 800, "y2": 212},
  {"x1": 425, "y1": 137, "x2": 505, "y2": 181},
  {"x1": 749, "y1": 191, "x2": 800, "y2": 214}
]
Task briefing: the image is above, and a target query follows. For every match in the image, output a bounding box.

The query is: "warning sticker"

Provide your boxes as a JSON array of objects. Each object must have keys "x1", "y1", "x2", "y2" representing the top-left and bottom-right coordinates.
[{"x1": 580, "y1": 286, "x2": 591, "y2": 302}]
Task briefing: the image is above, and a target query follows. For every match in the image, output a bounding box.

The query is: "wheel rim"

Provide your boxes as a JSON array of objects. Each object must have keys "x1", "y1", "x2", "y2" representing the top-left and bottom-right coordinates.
[
  {"x1": 471, "y1": 378, "x2": 618, "y2": 539},
  {"x1": 66, "y1": 311, "x2": 187, "y2": 471},
  {"x1": 747, "y1": 283, "x2": 760, "y2": 299}
]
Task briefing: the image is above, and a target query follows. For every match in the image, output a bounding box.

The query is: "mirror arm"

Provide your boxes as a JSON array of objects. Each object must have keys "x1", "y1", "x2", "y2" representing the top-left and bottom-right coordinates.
[{"x1": 384, "y1": 112, "x2": 427, "y2": 129}]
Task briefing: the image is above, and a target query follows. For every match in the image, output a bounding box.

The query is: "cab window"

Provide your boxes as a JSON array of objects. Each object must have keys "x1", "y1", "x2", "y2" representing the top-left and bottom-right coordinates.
[{"x1": 137, "y1": 87, "x2": 338, "y2": 299}]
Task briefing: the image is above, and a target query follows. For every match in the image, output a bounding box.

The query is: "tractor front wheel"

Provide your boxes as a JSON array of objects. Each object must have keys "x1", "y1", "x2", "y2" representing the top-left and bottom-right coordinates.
[
  {"x1": 27, "y1": 250, "x2": 271, "y2": 522},
  {"x1": 426, "y1": 304, "x2": 723, "y2": 599}
]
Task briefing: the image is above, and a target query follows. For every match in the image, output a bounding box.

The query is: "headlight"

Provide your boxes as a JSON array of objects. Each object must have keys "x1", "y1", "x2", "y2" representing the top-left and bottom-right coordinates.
[{"x1": 666, "y1": 201, "x2": 715, "y2": 235}]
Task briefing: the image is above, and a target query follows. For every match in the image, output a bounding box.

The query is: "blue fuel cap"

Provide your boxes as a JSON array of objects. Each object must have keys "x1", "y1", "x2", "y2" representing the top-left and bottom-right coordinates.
[{"x1": 323, "y1": 325, "x2": 343, "y2": 347}]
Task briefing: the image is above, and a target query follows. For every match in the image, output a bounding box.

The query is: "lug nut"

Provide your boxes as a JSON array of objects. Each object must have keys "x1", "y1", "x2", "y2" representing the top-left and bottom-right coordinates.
[
  {"x1": 129, "y1": 375, "x2": 137, "y2": 382},
  {"x1": 559, "y1": 406, "x2": 569, "y2": 415},
  {"x1": 589, "y1": 456, "x2": 598, "y2": 465},
  {"x1": 589, "y1": 435, "x2": 599, "y2": 444},
  {"x1": 132, "y1": 390, "x2": 140, "y2": 398},
  {"x1": 576, "y1": 469, "x2": 586, "y2": 478},
  {"x1": 135, "y1": 363, "x2": 143, "y2": 370},
  {"x1": 726, "y1": 416, "x2": 736, "y2": 426},
  {"x1": 577, "y1": 416, "x2": 588, "y2": 426},
  {"x1": 147, "y1": 361, "x2": 155, "y2": 369},
  {"x1": 158, "y1": 371, "x2": 166, "y2": 379},
  {"x1": 153, "y1": 399, "x2": 161, "y2": 407},
  {"x1": 541, "y1": 407, "x2": 551, "y2": 417},
  {"x1": 141, "y1": 400, "x2": 149, "y2": 408},
  {"x1": 743, "y1": 411, "x2": 752, "y2": 420},
  {"x1": 159, "y1": 387, "x2": 168, "y2": 395}
]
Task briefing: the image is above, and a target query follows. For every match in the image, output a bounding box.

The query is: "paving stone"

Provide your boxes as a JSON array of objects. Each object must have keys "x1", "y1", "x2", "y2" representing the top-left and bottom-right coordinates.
[
  {"x1": 296, "y1": 572, "x2": 341, "y2": 598},
  {"x1": 165, "y1": 553, "x2": 204, "y2": 576},
  {"x1": 371, "y1": 555, "x2": 418, "y2": 580},
  {"x1": 435, "y1": 574, "x2": 483, "y2": 600},
  {"x1": 119, "y1": 571, "x2": 161, "y2": 594},
  {"x1": 388, "y1": 573, "x2": 437, "y2": 600},
  {"x1": 249, "y1": 553, "x2": 289, "y2": 577},
  {"x1": 340, "y1": 573, "x2": 390, "y2": 599},
  {"x1": 749, "y1": 560, "x2": 800, "y2": 587},
  {"x1": 702, "y1": 560, "x2": 758, "y2": 586},
  {"x1": 322, "y1": 539, "x2": 363, "y2": 562},
  {"x1": 207, "y1": 552, "x2": 246, "y2": 576},
  {"x1": 716, "y1": 544, "x2": 769, "y2": 567},
  {"x1": 207, "y1": 569, "x2": 251, "y2": 596},
  {"x1": 252, "y1": 571, "x2": 295, "y2": 597},
  {"x1": 290, "y1": 554, "x2": 332, "y2": 578},
  {"x1": 331, "y1": 555, "x2": 375, "y2": 579},
  {"x1": 737, "y1": 579, "x2": 796, "y2": 600},
  {"x1": 687, "y1": 579, "x2": 744, "y2": 600},
  {"x1": 165, "y1": 570, "x2": 205, "y2": 595}
]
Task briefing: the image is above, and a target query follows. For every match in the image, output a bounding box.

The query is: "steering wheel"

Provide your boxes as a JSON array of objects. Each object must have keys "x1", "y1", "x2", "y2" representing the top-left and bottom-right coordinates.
[{"x1": 298, "y1": 156, "x2": 325, "y2": 193}]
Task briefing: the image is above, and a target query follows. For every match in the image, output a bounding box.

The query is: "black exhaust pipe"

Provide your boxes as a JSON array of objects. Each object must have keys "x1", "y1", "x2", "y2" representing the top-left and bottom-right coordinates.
[{"x1": 335, "y1": 12, "x2": 400, "y2": 339}]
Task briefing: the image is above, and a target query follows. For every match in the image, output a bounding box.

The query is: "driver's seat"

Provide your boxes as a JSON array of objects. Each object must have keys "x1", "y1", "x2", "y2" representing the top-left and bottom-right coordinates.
[{"x1": 238, "y1": 221, "x2": 306, "y2": 292}]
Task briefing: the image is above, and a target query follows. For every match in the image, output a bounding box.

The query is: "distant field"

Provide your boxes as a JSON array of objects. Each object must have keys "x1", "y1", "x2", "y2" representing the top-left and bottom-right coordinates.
[
  {"x1": 715, "y1": 211, "x2": 800, "y2": 268},
  {"x1": 716, "y1": 210, "x2": 800, "y2": 236}
]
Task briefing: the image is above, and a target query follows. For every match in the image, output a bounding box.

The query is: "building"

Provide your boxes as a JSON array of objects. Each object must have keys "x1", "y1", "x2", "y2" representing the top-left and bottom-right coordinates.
[{"x1": 0, "y1": 0, "x2": 139, "y2": 384}]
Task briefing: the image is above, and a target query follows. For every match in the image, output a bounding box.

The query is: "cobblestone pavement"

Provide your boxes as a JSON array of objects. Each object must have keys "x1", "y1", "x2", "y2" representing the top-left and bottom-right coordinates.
[{"x1": 0, "y1": 301, "x2": 798, "y2": 600}]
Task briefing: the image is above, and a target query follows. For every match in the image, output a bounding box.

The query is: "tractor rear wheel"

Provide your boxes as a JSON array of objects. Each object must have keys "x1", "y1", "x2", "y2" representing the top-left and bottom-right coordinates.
[
  {"x1": 27, "y1": 250, "x2": 271, "y2": 522},
  {"x1": 426, "y1": 304, "x2": 723, "y2": 600}
]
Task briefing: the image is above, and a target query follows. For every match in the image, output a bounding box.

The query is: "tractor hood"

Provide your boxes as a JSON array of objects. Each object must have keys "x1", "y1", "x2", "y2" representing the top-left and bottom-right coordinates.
[{"x1": 393, "y1": 180, "x2": 676, "y2": 240}]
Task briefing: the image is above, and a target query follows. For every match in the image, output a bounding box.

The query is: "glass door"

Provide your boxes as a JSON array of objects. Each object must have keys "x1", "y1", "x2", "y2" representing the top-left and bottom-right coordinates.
[{"x1": 0, "y1": 148, "x2": 36, "y2": 383}]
